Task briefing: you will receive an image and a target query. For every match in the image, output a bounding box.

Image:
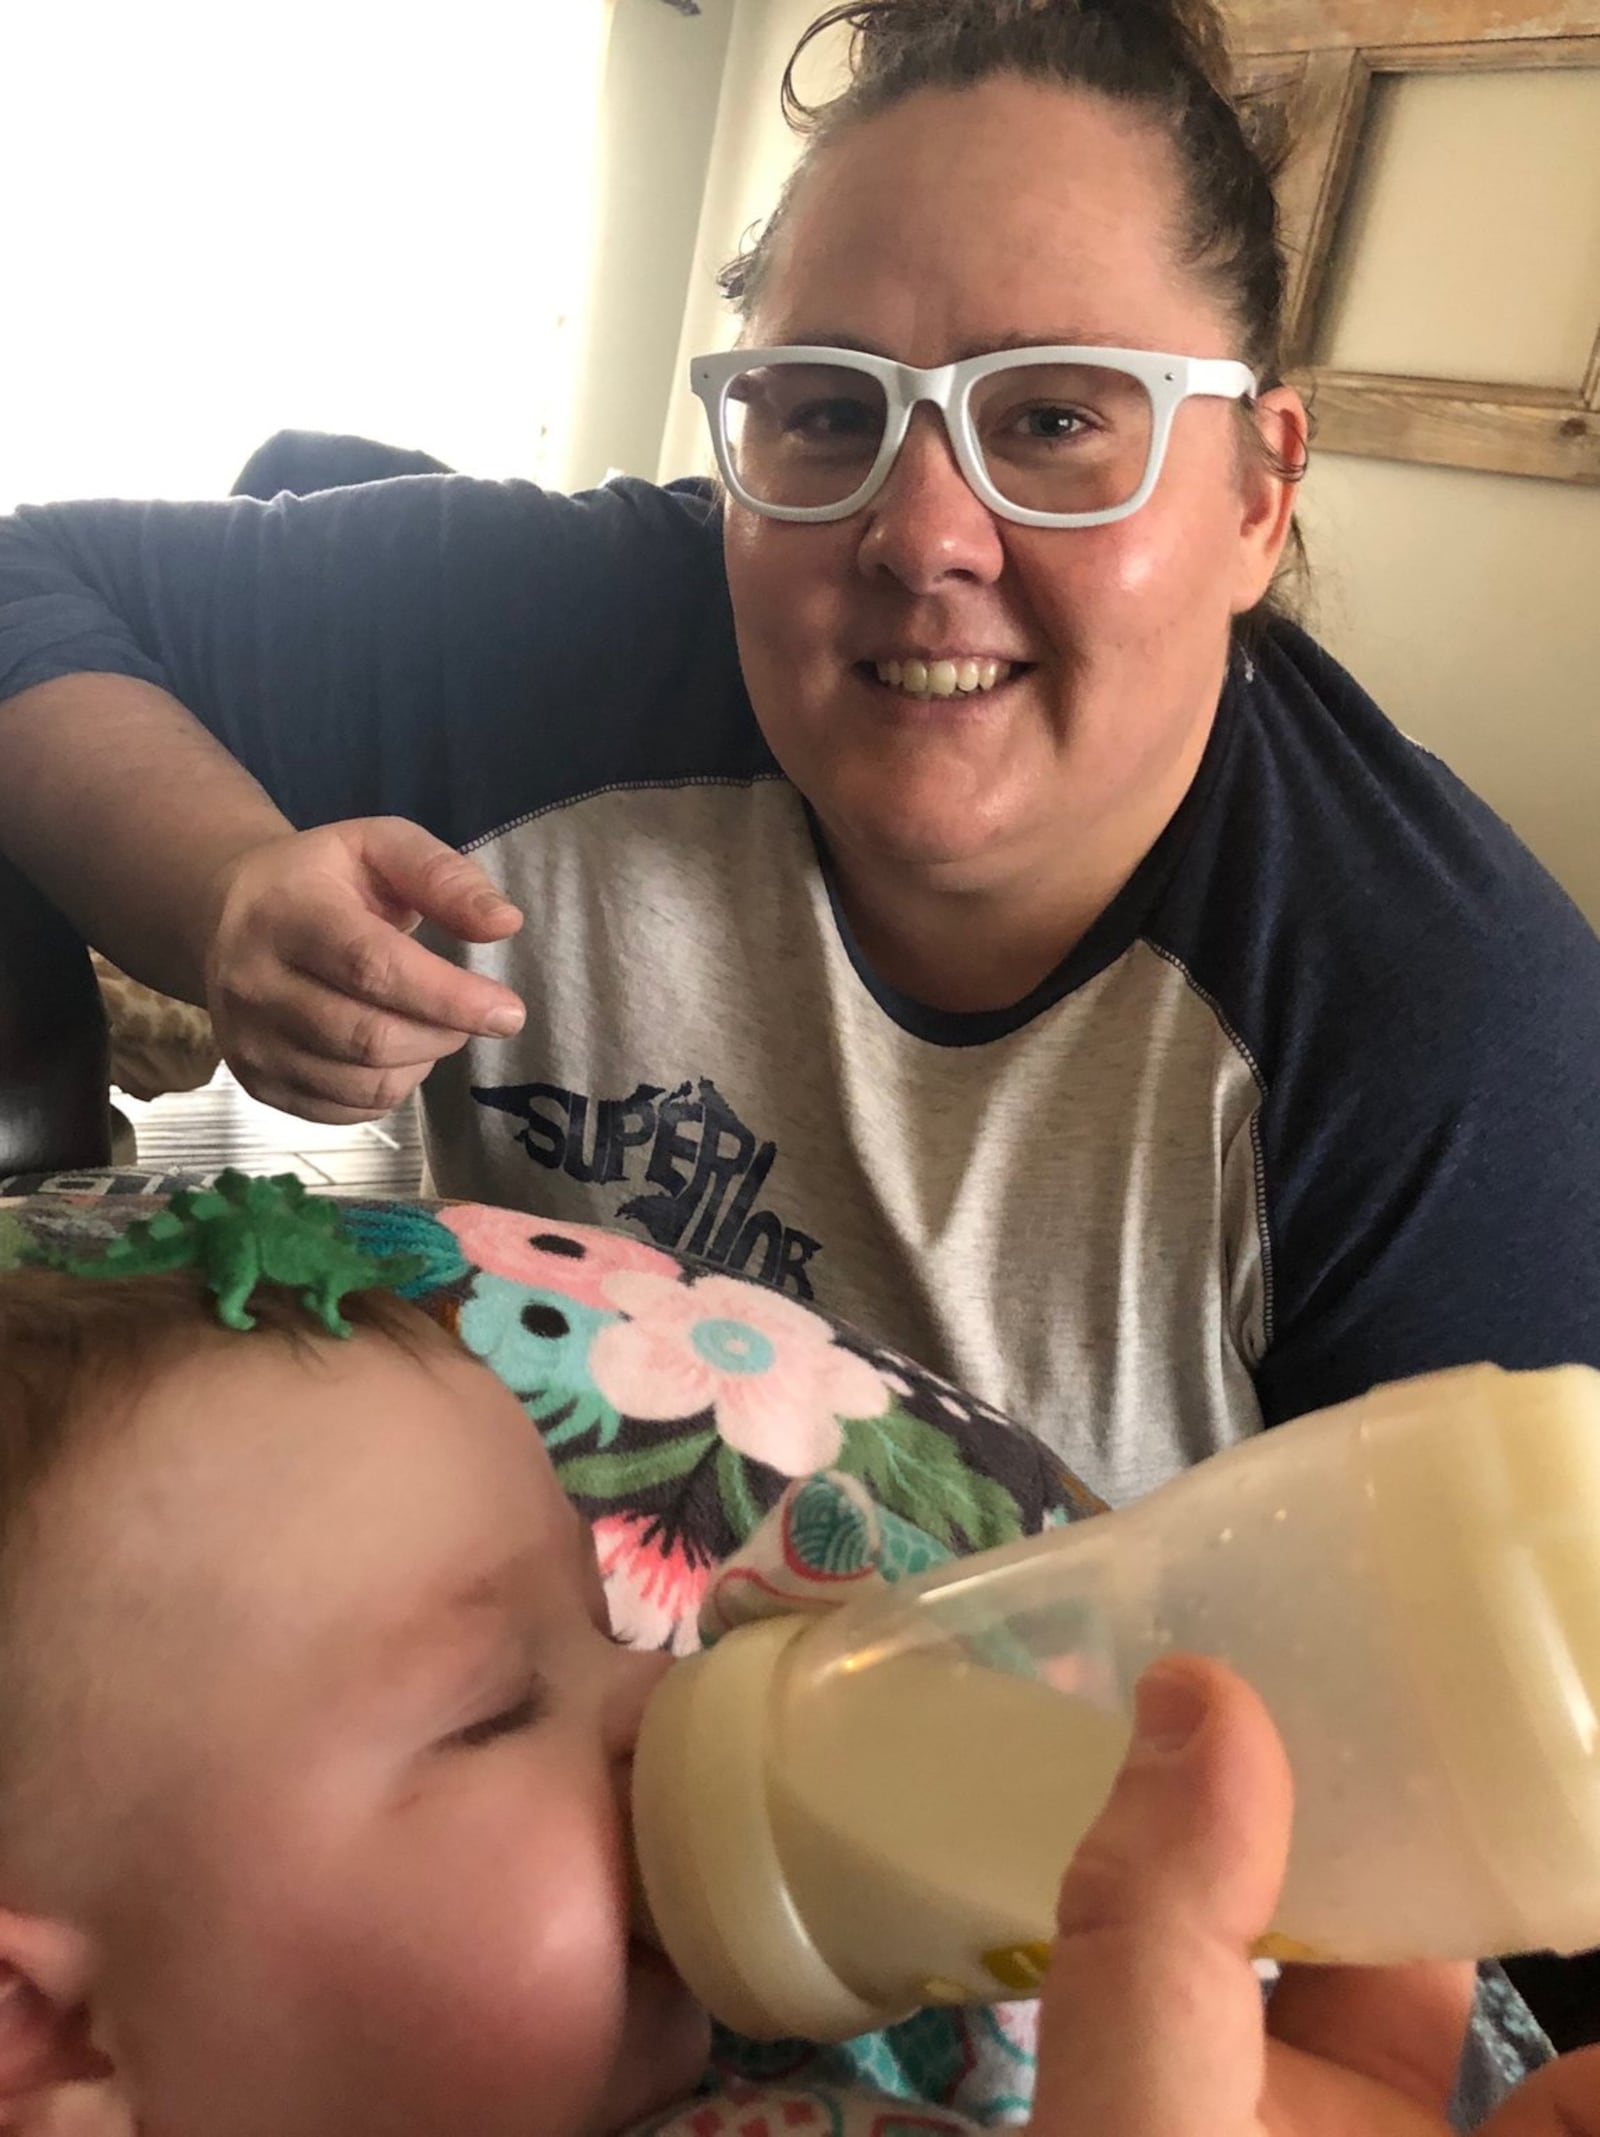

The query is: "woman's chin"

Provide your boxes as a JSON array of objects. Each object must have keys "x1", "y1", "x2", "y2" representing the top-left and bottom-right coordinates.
[{"x1": 824, "y1": 781, "x2": 1036, "y2": 880}]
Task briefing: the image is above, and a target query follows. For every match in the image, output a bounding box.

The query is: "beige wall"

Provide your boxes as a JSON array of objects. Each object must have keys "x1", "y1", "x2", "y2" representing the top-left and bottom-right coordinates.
[
  {"x1": 1300, "y1": 71, "x2": 1600, "y2": 923},
  {"x1": 1317, "y1": 71, "x2": 1600, "y2": 389},
  {"x1": 1299, "y1": 456, "x2": 1600, "y2": 914},
  {"x1": 569, "y1": 0, "x2": 825, "y2": 489}
]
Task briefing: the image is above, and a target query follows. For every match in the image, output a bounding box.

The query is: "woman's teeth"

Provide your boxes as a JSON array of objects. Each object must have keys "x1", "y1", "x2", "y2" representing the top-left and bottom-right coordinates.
[{"x1": 872, "y1": 657, "x2": 1012, "y2": 699}]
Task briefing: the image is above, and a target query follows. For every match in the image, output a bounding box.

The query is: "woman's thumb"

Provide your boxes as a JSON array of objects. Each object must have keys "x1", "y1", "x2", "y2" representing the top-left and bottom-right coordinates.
[{"x1": 1028, "y1": 1656, "x2": 1293, "y2": 2137}]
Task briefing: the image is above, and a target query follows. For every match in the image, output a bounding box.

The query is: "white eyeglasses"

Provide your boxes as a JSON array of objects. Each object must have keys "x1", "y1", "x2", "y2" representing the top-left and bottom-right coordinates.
[{"x1": 690, "y1": 343, "x2": 1258, "y2": 529}]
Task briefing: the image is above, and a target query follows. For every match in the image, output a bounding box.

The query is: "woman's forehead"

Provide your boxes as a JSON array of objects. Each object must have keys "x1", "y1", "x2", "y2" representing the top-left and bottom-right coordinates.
[{"x1": 752, "y1": 75, "x2": 1223, "y2": 360}]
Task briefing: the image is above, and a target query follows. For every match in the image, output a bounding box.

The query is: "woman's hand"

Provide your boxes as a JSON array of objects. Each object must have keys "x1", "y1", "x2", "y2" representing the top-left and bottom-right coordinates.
[
  {"x1": 1033, "y1": 1655, "x2": 1600, "y2": 2136},
  {"x1": 204, "y1": 818, "x2": 527, "y2": 1123}
]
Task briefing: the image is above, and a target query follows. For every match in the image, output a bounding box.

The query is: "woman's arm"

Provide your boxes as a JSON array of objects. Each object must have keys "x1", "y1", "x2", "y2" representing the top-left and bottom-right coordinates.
[
  {"x1": 0, "y1": 475, "x2": 745, "y2": 1116},
  {"x1": 0, "y1": 677, "x2": 527, "y2": 1118},
  {"x1": 0, "y1": 673, "x2": 292, "y2": 1003}
]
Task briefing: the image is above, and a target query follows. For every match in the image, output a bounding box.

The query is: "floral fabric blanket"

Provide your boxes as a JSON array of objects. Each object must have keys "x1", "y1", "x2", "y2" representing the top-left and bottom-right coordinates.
[{"x1": 0, "y1": 1182, "x2": 1096, "y2": 1639}]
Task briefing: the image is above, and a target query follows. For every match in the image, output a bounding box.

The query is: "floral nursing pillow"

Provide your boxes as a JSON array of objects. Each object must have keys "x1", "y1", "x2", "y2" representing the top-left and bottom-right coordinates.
[{"x1": 0, "y1": 1188, "x2": 1101, "y2": 1650}]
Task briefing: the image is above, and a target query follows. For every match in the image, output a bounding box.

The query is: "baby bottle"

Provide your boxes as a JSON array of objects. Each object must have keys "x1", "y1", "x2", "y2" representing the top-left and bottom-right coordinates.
[{"x1": 632, "y1": 1361, "x2": 1600, "y2": 2041}]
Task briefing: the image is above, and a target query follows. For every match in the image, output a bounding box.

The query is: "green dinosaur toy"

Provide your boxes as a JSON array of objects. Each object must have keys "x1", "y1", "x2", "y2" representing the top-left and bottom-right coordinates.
[{"x1": 58, "y1": 1170, "x2": 428, "y2": 1336}]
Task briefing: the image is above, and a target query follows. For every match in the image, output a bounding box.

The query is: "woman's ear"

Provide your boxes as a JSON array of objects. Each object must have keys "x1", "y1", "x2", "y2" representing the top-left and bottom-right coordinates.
[
  {"x1": 1231, "y1": 385, "x2": 1310, "y2": 613},
  {"x1": 0, "y1": 1916, "x2": 112, "y2": 2100}
]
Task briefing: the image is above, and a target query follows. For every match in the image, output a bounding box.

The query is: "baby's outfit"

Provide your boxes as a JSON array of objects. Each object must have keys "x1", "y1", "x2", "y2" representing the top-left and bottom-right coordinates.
[{"x1": 639, "y1": 2075, "x2": 982, "y2": 2136}]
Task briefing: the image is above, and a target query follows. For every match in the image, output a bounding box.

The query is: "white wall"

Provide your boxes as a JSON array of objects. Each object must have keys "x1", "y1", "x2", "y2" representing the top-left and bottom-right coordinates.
[
  {"x1": 657, "y1": 0, "x2": 848, "y2": 482},
  {"x1": 565, "y1": 0, "x2": 736, "y2": 489}
]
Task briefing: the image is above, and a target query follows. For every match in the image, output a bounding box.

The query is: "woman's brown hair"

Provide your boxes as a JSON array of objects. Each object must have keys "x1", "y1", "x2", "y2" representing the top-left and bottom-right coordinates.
[{"x1": 720, "y1": 0, "x2": 1309, "y2": 634}]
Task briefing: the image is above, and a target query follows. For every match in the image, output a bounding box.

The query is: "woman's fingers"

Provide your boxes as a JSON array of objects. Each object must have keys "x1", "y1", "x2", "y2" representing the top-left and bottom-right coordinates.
[
  {"x1": 1266, "y1": 1956, "x2": 1475, "y2": 2119},
  {"x1": 214, "y1": 957, "x2": 483, "y2": 1122},
  {"x1": 288, "y1": 918, "x2": 523, "y2": 1040},
  {"x1": 1030, "y1": 1656, "x2": 1292, "y2": 2137},
  {"x1": 213, "y1": 957, "x2": 465, "y2": 1070},
  {"x1": 261, "y1": 899, "x2": 524, "y2": 1039},
  {"x1": 222, "y1": 1036, "x2": 450, "y2": 1125},
  {"x1": 1035, "y1": 1656, "x2": 1498, "y2": 2137},
  {"x1": 245, "y1": 821, "x2": 526, "y2": 1037},
  {"x1": 349, "y1": 816, "x2": 524, "y2": 949},
  {"x1": 1478, "y1": 2044, "x2": 1600, "y2": 2137},
  {"x1": 203, "y1": 819, "x2": 527, "y2": 1120}
]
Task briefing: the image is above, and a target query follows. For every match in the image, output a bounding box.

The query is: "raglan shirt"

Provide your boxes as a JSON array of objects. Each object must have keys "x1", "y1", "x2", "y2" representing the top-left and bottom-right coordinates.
[{"x1": 4, "y1": 472, "x2": 1600, "y2": 1505}]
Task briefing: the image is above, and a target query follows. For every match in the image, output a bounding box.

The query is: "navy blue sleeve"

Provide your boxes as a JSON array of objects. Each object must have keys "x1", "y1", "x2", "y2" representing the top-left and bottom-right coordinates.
[
  {"x1": 1162, "y1": 625, "x2": 1600, "y2": 1424},
  {"x1": 1252, "y1": 870, "x2": 1600, "y2": 1422},
  {"x1": 0, "y1": 475, "x2": 765, "y2": 847}
]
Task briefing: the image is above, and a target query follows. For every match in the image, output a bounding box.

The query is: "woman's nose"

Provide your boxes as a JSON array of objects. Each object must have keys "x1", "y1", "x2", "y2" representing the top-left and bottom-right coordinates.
[{"x1": 855, "y1": 405, "x2": 1006, "y2": 593}]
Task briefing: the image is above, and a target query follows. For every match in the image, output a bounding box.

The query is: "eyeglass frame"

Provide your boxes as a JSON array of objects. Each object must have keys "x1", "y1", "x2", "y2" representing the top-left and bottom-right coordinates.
[{"x1": 689, "y1": 343, "x2": 1260, "y2": 530}]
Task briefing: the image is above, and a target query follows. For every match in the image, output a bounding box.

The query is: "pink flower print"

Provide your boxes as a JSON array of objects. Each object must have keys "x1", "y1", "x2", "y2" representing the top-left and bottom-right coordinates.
[
  {"x1": 441, "y1": 1206, "x2": 680, "y2": 1312},
  {"x1": 592, "y1": 1513, "x2": 711, "y2": 1655},
  {"x1": 589, "y1": 1272, "x2": 892, "y2": 1475}
]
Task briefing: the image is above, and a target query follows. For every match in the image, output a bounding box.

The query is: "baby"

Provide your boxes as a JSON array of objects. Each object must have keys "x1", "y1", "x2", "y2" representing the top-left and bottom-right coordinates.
[
  {"x1": 0, "y1": 1241, "x2": 1534, "y2": 2137},
  {"x1": 0, "y1": 1267, "x2": 710, "y2": 2136},
  {"x1": 0, "y1": 1266, "x2": 996, "y2": 2137}
]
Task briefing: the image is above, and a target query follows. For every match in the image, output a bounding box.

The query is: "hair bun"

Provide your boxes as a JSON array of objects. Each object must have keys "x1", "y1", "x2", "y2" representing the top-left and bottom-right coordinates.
[
  {"x1": 1130, "y1": 0, "x2": 1237, "y2": 101},
  {"x1": 839, "y1": 0, "x2": 1241, "y2": 110}
]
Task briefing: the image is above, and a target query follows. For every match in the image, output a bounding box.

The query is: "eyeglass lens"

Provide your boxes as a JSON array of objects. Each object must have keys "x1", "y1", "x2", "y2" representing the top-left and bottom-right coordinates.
[{"x1": 722, "y1": 360, "x2": 1156, "y2": 516}]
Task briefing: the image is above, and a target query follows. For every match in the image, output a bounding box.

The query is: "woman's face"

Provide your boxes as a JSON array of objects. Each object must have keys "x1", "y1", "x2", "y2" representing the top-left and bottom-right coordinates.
[{"x1": 725, "y1": 77, "x2": 1303, "y2": 911}]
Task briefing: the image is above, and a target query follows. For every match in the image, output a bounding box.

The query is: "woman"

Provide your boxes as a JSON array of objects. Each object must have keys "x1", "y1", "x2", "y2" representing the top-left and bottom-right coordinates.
[
  {"x1": 0, "y1": 0, "x2": 1593, "y2": 2113},
  {"x1": 3, "y1": 0, "x2": 1595, "y2": 1504}
]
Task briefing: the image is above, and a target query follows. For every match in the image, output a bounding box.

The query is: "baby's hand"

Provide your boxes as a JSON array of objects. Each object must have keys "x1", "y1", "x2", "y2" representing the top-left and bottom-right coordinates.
[{"x1": 204, "y1": 818, "x2": 526, "y2": 1123}]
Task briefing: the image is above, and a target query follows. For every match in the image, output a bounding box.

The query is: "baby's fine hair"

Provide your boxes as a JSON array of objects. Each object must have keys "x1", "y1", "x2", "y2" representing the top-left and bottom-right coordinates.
[
  {"x1": 0, "y1": 1266, "x2": 459, "y2": 1551},
  {"x1": 0, "y1": 1267, "x2": 463, "y2": 1865},
  {"x1": 0, "y1": 1268, "x2": 463, "y2": 1834}
]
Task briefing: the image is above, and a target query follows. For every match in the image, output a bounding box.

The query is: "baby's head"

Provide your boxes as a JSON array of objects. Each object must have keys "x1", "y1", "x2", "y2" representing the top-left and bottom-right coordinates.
[{"x1": 0, "y1": 1268, "x2": 708, "y2": 2137}]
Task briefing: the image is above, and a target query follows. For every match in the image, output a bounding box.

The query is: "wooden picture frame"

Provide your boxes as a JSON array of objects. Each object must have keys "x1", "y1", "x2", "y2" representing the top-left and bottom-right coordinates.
[{"x1": 1226, "y1": 0, "x2": 1600, "y2": 483}]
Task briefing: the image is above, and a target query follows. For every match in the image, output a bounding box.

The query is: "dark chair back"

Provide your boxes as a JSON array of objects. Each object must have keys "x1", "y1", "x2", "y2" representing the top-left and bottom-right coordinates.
[{"x1": 0, "y1": 854, "x2": 111, "y2": 1175}]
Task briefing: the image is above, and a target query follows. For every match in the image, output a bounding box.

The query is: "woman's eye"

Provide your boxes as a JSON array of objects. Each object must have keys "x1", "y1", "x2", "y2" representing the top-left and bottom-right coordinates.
[
  {"x1": 448, "y1": 1686, "x2": 547, "y2": 1750},
  {"x1": 786, "y1": 397, "x2": 877, "y2": 443},
  {"x1": 1016, "y1": 404, "x2": 1093, "y2": 441}
]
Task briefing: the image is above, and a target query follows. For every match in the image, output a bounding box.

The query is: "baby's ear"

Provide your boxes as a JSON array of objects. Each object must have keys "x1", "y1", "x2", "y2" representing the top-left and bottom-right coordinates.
[{"x1": 0, "y1": 1914, "x2": 111, "y2": 2098}]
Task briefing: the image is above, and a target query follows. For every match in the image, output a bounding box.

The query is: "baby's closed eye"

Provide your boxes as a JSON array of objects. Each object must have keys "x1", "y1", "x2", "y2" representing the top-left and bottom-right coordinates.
[{"x1": 445, "y1": 1681, "x2": 549, "y2": 1750}]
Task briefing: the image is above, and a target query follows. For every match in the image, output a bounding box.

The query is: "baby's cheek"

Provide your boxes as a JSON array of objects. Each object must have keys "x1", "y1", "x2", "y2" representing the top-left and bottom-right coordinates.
[
  {"x1": 478, "y1": 1819, "x2": 637, "y2": 2110},
  {"x1": 410, "y1": 1926, "x2": 627, "y2": 2137},
  {"x1": 501, "y1": 1795, "x2": 707, "y2": 2131}
]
